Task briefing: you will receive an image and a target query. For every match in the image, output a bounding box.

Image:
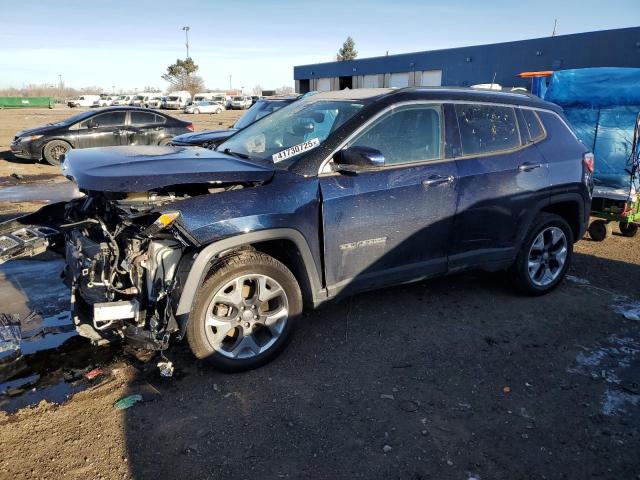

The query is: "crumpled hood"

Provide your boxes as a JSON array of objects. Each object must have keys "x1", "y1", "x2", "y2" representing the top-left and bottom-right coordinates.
[
  {"x1": 171, "y1": 128, "x2": 238, "y2": 145},
  {"x1": 60, "y1": 145, "x2": 274, "y2": 192}
]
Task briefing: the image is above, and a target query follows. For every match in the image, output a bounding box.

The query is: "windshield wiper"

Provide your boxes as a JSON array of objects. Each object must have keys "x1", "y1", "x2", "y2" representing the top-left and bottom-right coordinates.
[{"x1": 223, "y1": 148, "x2": 251, "y2": 160}]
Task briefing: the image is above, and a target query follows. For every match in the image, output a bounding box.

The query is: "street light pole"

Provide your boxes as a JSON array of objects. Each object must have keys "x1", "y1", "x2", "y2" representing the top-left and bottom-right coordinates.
[
  {"x1": 182, "y1": 26, "x2": 190, "y2": 58},
  {"x1": 229, "y1": 75, "x2": 232, "y2": 90}
]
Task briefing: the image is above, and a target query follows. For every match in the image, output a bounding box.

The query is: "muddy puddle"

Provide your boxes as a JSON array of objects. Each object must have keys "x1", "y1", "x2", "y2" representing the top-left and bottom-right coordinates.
[
  {"x1": 0, "y1": 180, "x2": 81, "y2": 203},
  {"x1": 0, "y1": 255, "x2": 120, "y2": 413}
]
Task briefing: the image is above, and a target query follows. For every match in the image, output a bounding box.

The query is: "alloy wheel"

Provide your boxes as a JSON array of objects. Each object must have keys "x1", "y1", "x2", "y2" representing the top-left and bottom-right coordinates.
[
  {"x1": 204, "y1": 274, "x2": 289, "y2": 359},
  {"x1": 527, "y1": 226, "x2": 568, "y2": 286}
]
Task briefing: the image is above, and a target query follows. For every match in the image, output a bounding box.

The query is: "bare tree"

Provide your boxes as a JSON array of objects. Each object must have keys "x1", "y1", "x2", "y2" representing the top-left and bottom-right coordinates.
[
  {"x1": 161, "y1": 58, "x2": 205, "y2": 95},
  {"x1": 252, "y1": 84, "x2": 263, "y2": 95},
  {"x1": 275, "y1": 85, "x2": 294, "y2": 95}
]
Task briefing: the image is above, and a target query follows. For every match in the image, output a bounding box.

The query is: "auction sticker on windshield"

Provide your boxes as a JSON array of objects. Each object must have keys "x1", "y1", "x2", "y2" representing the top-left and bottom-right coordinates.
[{"x1": 272, "y1": 138, "x2": 320, "y2": 163}]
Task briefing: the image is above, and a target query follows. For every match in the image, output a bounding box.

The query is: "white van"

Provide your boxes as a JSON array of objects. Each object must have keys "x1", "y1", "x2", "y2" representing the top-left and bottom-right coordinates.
[
  {"x1": 230, "y1": 95, "x2": 252, "y2": 110},
  {"x1": 67, "y1": 95, "x2": 100, "y2": 108},
  {"x1": 164, "y1": 91, "x2": 192, "y2": 109},
  {"x1": 112, "y1": 94, "x2": 136, "y2": 106},
  {"x1": 131, "y1": 92, "x2": 159, "y2": 107},
  {"x1": 146, "y1": 95, "x2": 165, "y2": 109}
]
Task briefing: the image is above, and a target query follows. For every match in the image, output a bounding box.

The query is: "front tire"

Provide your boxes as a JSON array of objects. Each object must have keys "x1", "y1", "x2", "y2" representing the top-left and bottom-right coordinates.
[
  {"x1": 510, "y1": 213, "x2": 573, "y2": 296},
  {"x1": 42, "y1": 140, "x2": 71, "y2": 165},
  {"x1": 193, "y1": 109, "x2": 200, "y2": 114},
  {"x1": 187, "y1": 251, "x2": 302, "y2": 372}
]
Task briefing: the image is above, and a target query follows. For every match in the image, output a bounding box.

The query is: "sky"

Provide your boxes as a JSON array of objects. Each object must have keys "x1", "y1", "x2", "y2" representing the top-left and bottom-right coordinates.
[{"x1": 0, "y1": 0, "x2": 638, "y2": 93}]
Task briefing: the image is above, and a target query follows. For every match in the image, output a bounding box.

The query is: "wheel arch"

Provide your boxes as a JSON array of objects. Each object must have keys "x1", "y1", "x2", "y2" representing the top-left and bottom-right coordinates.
[
  {"x1": 41, "y1": 137, "x2": 75, "y2": 156},
  {"x1": 174, "y1": 229, "x2": 325, "y2": 319},
  {"x1": 541, "y1": 196, "x2": 585, "y2": 242}
]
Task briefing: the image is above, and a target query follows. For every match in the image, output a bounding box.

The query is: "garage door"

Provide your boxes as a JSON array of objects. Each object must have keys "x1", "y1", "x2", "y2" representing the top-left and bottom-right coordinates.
[
  {"x1": 420, "y1": 70, "x2": 442, "y2": 87},
  {"x1": 317, "y1": 77, "x2": 331, "y2": 92},
  {"x1": 363, "y1": 75, "x2": 379, "y2": 88},
  {"x1": 389, "y1": 73, "x2": 409, "y2": 88}
]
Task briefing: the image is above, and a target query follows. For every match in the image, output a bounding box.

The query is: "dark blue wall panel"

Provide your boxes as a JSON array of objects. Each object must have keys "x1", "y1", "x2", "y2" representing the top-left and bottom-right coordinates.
[{"x1": 293, "y1": 27, "x2": 640, "y2": 88}]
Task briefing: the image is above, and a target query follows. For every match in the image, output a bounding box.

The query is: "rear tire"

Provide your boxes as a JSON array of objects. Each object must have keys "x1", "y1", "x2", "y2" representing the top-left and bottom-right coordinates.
[
  {"x1": 194, "y1": 109, "x2": 200, "y2": 114},
  {"x1": 619, "y1": 221, "x2": 639, "y2": 238},
  {"x1": 510, "y1": 213, "x2": 573, "y2": 296},
  {"x1": 186, "y1": 251, "x2": 302, "y2": 372},
  {"x1": 589, "y1": 220, "x2": 611, "y2": 241},
  {"x1": 42, "y1": 140, "x2": 71, "y2": 166}
]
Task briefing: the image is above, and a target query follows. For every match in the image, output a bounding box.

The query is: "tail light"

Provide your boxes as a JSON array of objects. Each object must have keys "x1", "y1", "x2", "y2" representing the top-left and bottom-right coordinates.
[
  {"x1": 186, "y1": 123, "x2": 194, "y2": 132},
  {"x1": 583, "y1": 152, "x2": 594, "y2": 173}
]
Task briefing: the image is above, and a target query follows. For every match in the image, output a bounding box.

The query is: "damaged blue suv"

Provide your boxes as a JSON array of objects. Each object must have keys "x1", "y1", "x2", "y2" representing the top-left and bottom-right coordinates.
[{"x1": 0, "y1": 88, "x2": 593, "y2": 372}]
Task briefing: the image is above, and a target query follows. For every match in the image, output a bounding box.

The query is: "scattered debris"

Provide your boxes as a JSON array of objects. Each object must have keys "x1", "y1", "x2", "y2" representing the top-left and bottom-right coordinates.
[
  {"x1": 113, "y1": 394, "x2": 143, "y2": 410},
  {"x1": 84, "y1": 368, "x2": 102, "y2": 380},
  {"x1": 157, "y1": 360, "x2": 174, "y2": 377},
  {"x1": 10, "y1": 173, "x2": 24, "y2": 180},
  {"x1": 382, "y1": 445, "x2": 392, "y2": 453},
  {"x1": 0, "y1": 313, "x2": 21, "y2": 361},
  {"x1": 380, "y1": 394, "x2": 395, "y2": 400},
  {"x1": 503, "y1": 386, "x2": 511, "y2": 394}
]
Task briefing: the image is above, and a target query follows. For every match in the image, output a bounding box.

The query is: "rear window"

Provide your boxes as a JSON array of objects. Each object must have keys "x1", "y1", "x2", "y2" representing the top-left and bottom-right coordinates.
[
  {"x1": 130, "y1": 111, "x2": 165, "y2": 125},
  {"x1": 521, "y1": 109, "x2": 545, "y2": 141},
  {"x1": 455, "y1": 104, "x2": 521, "y2": 155}
]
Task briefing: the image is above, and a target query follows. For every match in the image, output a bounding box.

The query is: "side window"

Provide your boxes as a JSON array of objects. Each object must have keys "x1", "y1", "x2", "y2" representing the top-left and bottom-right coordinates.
[
  {"x1": 349, "y1": 104, "x2": 442, "y2": 165},
  {"x1": 79, "y1": 111, "x2": 126, "y2": 128},
  {"x1": 154, "y1": 114, "x2": 166, "y2": 124},
  {"x1": 130, "y1": 111, "x2": 158, "y2": 125},
  {"x1": 455, "y1": 104, "x2": 521, "y2": 155},
  {"x1": 521, "y1": 109, "x2": 545, "y2": 142}
]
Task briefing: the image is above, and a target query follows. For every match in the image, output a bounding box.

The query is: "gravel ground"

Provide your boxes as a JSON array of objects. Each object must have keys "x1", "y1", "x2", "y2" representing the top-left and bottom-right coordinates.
[{"x1": 0, "y1": 106, "x2": 639, "y2": 479}]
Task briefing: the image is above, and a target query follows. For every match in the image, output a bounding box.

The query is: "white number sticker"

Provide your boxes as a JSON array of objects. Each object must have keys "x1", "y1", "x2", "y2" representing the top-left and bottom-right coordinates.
[{"x1": 272, "y1": 138, "x2": 320, "y2": 163}]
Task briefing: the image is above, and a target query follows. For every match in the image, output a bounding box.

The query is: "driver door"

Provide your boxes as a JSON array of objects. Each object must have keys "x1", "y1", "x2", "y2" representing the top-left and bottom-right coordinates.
[
  {"x1": 319, "y1": 103, "x2": 459, "y2": 297},
  {"x1": 75, "y1": 111, "x2": 128, "y2": 148}
]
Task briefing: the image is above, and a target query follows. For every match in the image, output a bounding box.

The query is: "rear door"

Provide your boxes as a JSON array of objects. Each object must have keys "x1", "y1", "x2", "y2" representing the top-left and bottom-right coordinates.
[
  {"x1": 449, "y1": 102, "x2": 549, "y2": 270},
  {"x1": 75, "y1": 111, "x2": 128, "y2": 148},
  {"x1": 320, "y1": 102, "x2": 459, "y2": 296},
  {"x1": 128, "y1": 111, "x2": 167, "y2": 145}
]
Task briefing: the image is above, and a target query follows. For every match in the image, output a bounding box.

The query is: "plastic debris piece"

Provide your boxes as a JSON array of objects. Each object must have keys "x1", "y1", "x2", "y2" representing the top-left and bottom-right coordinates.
[
  {"x1": 85, "y1": 368, "x2": 102, "y2": 380},
  {"x1": 503, "y1": 386, "x2": 511, "y2": 394},
  {"x1": 114, "y1": 394, "x2": 143, "y2": 410},
  {"x1": 382, "y1": 445, "x2": 392, "y2": 453},
  {"x1": 380, "y1": 394, "x2": 394, "y2": 400},
  {"x1": 158, "y1": 361, "x2": 174, "y2": 377}
]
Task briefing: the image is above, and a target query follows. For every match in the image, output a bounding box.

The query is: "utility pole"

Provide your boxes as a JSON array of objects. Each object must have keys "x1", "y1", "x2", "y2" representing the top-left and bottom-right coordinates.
[
  {"x1": 182, "y1": 26, "x2": 190, "y2": 58},
  {"x1": 229, "y1": 75, "x2": 232, "y2": 90},
  {"x1": 58, "y1": 74, "x2": 63, "y2": 102}
]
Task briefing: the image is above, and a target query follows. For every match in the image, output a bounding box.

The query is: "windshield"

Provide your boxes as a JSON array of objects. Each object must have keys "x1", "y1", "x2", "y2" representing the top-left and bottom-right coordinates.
[
  {"x1": 232, "y1": 96, "x2": 243, "y2": 101},
  {"x1": 217, "y1": 98, "x2": 364, "y2": 165},
  {"x1": 52, "y1": 110, "x2": 96, "y2": 126},
  {"x1": 168, "y1": 96, "x2": 179, "y2": 101},
  {"x1": 234, "y1": 99, "x2": 292, "y2": 130}
]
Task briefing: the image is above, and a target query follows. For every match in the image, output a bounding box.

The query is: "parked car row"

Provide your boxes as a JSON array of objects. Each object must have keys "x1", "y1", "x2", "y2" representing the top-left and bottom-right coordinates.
[
  {"x1": 68, "y1": 91, "x2": 261, "y2": 111},
  {"x1": 3, "y1": 87, "x2": 594, "y2": 374}
]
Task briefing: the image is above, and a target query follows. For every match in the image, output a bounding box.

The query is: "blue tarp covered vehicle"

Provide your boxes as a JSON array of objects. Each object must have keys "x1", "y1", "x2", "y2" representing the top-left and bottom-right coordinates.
[{"x1": 544, "y1": 68, "x2": 640, "y2": 240}]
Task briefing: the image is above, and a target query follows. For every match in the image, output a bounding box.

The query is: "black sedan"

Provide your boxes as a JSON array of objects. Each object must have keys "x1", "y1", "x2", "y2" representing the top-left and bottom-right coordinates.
[
  {"x1": 170, "y1": 96, "x2": 299, "y2": 149},
  {"x1": 10, "y1": 107, "x2": 194, "y2": 165}
]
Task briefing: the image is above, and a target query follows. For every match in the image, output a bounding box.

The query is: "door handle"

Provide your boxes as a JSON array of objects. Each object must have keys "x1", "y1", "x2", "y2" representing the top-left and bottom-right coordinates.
[
  {"x1": 518, "y1": 162, "x2": 542, "y2": 172},
  {"x1": 422, "y1": 174, "x2": 455, "y2": 187}
]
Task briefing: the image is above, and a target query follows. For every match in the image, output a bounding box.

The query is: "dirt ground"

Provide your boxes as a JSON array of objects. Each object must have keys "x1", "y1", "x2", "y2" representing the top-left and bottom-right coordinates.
[{"x1": 1, "y1": 106, "x2": 640, "y2": 479}]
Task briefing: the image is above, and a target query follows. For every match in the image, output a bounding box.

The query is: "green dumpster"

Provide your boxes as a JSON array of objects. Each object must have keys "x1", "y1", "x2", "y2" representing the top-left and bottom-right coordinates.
[{"x1": 0, "y1": 97, "x2": 54, "y2": 109}]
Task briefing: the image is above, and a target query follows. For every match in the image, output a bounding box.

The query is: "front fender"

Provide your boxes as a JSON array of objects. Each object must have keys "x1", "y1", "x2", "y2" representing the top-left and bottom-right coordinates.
[{"x1": 173, "y1": 228, "x2": 325, "y2": 318}]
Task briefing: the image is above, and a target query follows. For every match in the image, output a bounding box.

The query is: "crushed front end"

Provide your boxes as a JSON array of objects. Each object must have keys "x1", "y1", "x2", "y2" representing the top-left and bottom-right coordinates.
[{"x1": 62, "y1": 190, "x2": 197, "y2": 349}]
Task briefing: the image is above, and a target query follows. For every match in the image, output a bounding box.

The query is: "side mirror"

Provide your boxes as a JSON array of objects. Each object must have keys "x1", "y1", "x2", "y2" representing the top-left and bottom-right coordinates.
[{"x1": 333, "y1": 146, "x2": 385, "y2": 172}]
